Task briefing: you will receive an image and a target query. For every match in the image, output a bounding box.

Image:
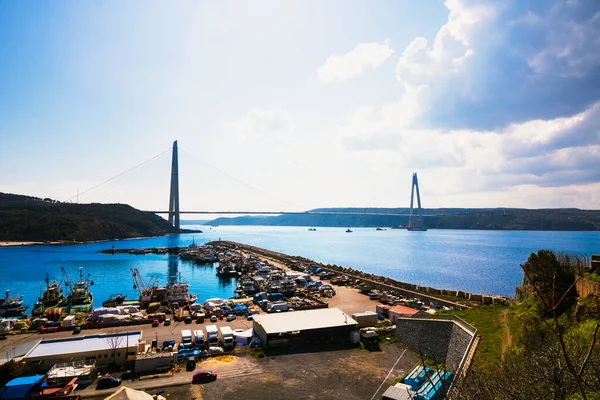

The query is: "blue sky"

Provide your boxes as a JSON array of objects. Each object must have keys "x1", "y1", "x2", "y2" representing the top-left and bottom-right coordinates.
[{"x1": 1, "y1": 0, "x2": 599, "y2": 211}]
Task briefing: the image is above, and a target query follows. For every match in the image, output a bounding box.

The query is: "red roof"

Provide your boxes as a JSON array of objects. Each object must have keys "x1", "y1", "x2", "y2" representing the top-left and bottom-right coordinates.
[{"x1": 389, "y1": 305, "x2": 420, "y2": 316}]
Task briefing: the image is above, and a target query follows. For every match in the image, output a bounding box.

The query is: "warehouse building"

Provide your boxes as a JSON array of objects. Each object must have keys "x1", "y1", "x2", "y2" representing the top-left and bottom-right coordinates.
[
  {"x1": 252, "y1": 307, "x2": 358, "y2": 348},
  {"x1": 22, "y1": 331, "x2": 142, "y2": 372}
]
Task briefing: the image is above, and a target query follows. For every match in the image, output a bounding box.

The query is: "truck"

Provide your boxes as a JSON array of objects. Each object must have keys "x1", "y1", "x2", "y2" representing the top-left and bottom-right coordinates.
[
  {"x1": 181, "y1": 329, "x2": 193, "y2": 348},
  {"x1": 205, "y1": 325, "x2": 219, "y2": 347},
  {"x1": 192, "y1": 329, "x2": 205, "y2": 348},
  {"x1": 267, "y1": 302, "x2": 289, "y2": 313},
  {"x1": 219, "y1": 326, "x2": 235, "y2": 349}
]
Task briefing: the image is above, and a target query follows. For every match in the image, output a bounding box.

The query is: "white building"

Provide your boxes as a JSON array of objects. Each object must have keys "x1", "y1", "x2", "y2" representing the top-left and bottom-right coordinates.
[{"x1": 23, "y1": 331, "x2": 142, "y2": 372}]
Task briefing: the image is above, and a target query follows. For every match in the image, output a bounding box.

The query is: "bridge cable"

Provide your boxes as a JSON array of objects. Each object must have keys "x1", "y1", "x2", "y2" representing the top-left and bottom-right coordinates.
[
  {"x1": 63, "y1": 147, "x2": 172, "y2": 203},
  {"x1": 178, "y1": 147, "x2": 306, "y2": 211}
]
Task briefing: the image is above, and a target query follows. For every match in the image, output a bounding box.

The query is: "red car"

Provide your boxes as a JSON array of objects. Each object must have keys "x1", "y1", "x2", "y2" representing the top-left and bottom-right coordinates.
[
  {"x1": 151, "y1": 319, "x2": 159, "y2": 327},
  {"x1": 192, "y1": 370, "x2": 217, "y2": 383}
]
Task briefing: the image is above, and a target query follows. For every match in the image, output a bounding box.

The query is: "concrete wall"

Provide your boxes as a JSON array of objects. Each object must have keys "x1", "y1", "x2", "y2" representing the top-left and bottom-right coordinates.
[{"x1": 395, "y1": 318, "x2": 477, "y2": 373}]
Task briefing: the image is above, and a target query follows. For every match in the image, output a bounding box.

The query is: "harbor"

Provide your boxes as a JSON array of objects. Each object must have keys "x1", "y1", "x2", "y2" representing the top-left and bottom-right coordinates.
[{"x1": 0, "y1": 240, "x2": 482, "y2": 399}]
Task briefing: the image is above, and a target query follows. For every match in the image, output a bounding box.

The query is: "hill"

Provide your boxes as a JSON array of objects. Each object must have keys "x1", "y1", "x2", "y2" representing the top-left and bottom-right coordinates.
[
  {"x1": 206, "y1": 207, "x2": 600, "y2": 230},
  {"x1": 0, "y1": 193, "x2": 178, "y2": 242}
]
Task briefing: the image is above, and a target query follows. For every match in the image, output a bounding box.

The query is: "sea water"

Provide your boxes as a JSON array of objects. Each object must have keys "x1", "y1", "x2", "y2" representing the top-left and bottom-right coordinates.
[{"x1": 0, "y1": 226, "x2": 599, "y2": 310}]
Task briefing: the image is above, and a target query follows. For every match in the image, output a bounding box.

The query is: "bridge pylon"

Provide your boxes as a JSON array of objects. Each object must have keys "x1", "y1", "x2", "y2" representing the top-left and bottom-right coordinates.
[
  {"x1": 408, "y1": 172, "x2": 427, "y2": 231},
  {"x1": 168, "y1": 140, "x2": 180, "y2": 230}
]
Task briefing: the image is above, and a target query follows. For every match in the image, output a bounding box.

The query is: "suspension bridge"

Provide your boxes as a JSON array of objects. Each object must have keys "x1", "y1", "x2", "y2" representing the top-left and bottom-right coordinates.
[{"x1": 69, "y1": 140, "x2": 429, "y2": 231}]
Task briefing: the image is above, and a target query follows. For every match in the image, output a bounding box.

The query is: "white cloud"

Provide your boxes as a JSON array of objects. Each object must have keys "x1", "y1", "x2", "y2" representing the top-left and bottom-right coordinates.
[
  {"x1": 317, "y1": 39, "x2": 394, "y2": 83},
  {"x1": 396, "y1": 0, "x2": 495, "y2": 88},
  {"x1": 226, "y1": 109, "x2": 294, "y2": 142}
]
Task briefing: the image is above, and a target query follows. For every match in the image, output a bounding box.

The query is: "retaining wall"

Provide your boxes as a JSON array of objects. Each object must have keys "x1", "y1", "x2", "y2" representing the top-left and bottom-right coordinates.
[
  {"x1": 395, "y1": 317, "x2": 477, "y2": 373},
  {"x1": 576, "y1": 278, "x2": 600, "y2": 298}
]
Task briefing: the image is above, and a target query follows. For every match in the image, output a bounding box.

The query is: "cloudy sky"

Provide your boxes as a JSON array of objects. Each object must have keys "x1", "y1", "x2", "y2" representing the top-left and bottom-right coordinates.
[{"x1": 1, "y1": 0, "x2": 599, "y2": 212}]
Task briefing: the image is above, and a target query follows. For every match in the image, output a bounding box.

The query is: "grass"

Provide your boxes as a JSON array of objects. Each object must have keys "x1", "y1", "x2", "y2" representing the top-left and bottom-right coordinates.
[
  {"x1": 435, "y1": 304, "x2": 509, "y2": 370},
  {"x1": 250, "y1": 348, "x2": 265, "y2": 358}
]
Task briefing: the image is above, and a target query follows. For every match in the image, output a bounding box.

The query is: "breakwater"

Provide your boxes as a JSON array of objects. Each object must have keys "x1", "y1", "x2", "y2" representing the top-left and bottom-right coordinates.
[{"x1": 208, "y1": 241, "x2": 509, "y2": 309}]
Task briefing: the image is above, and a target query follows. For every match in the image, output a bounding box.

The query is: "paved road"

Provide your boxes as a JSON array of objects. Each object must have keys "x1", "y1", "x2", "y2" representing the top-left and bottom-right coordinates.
[{"x1": 79, "y1": 354, "x2": 263, "y2": 398}]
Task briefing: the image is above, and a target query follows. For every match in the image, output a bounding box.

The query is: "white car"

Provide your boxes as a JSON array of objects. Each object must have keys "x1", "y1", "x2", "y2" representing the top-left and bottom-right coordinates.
[
  {"x1": 208, "y1": 346, "x2": 224, "y2": 355},
  {"x1": 226, "y1": 314, "x2": 236, "y2": 321}
]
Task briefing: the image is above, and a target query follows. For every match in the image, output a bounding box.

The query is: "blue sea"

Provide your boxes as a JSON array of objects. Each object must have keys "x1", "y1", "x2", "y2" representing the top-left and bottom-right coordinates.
[{"x1": 1, "y1": 226, "x2": 599, "y2": 311}]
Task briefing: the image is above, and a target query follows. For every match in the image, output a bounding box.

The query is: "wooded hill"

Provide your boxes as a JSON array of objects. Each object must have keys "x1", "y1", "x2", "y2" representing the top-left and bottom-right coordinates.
[
  {"x1": 205, "y1": 207, "x2": 600, "y2": 231},
  {"x1": 0, "y1": 193, "x2": 177, "y2": 242}
]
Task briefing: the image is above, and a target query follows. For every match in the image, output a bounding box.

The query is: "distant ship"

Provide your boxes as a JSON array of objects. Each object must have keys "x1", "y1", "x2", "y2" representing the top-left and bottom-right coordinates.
[
  {"x1": 32, "y1": 274, "x2": 65, "y2": 316},
  {"x1": 308, "y1": 228, "x2": 317, "y2": 231},
  {"x1": 62, "y1": 267, "x2": 94, "y2": 314},
  {"x1": 345, "y1": 229, "x2": 353, "y2": 233},
  {"x1": 407, "y1": 227, "x2": 428, "y2": 231},
  {"x1": 376, "y1": 227, "x2": 386, "y2": 231},
  {"x1": 0, "y1": 290, "x2": 28, "y2": 317}
]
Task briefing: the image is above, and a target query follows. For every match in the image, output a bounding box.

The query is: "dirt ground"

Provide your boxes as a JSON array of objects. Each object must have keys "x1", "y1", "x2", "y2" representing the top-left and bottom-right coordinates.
[
  {"x1": 202, "y1": 344, "x2": 413, "y2": 400},
  {"x1": 83, "y1": 343, "x2": 416, "y2": 400}
]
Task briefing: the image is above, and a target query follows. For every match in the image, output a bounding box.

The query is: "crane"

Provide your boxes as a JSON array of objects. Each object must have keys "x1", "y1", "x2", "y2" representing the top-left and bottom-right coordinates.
[{"x1": 61, "y1": 266, "x2": 71, "y2": 288}]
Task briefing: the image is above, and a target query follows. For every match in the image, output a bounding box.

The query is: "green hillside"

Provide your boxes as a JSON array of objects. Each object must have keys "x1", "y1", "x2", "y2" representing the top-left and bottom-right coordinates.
[
  {"x1": 0, "y1": 193, "x2": 178, "y2": 242},
  {"x1": 206, "y1": 207, "x2": 600, "y2": 230}
]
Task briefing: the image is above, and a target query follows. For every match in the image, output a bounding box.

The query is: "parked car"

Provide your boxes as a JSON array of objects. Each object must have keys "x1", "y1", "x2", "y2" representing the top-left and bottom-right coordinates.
[
  {"x1": 164, "y1": 318, "x2": 171, "y2": 326},
  {"x1": 226, "y1": 314, "x2": 236, "y2": 322},
  {"x1": 208, "y1": 346, "x2": 225, "y2": 356},
  {"x1": 210, "y1": 315, "x2": 218, "y2": 323},
  {"x1": 192, "y1": 370, "x2": 217, "y2": 383},
  {"x1": 96, "y1": 376, "x2": 121, "y2": 390},
  {"x1": 185, "y1": 316, "x2": 192, "y2": 324},
  {"x1": 152, "y1": 319, "x2": 159, "y2": 327},
  {"x1": 72, "y1": 326, "x2": 82, "y2": 334}
]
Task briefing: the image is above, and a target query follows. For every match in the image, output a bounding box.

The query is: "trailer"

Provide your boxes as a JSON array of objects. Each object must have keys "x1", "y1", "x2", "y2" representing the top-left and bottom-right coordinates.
[
  {"x1": 192, "y1": 329, "x2": 205, "y2": 348},
  {"x1": 205, "y1": 325, "x2": 219, "y2": 347},
  {"x1": 219, "y1": 326, "x2": 235, "y2": 349},
  {"x1": 181, "y1": 329, "x2": 193, "y2": 348}
]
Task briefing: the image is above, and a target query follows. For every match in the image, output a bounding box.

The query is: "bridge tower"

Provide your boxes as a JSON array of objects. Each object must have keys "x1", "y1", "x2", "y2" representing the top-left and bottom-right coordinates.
[
  {"x1": 408, "y1": 172, "x2": 427, "y2": 231},
  {"x1": 168, "y1": 140, "x2": 180, "y2": 230}
]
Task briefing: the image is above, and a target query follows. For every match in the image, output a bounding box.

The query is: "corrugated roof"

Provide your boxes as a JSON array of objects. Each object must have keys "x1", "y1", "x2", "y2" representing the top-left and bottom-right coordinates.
[
  {"x1": 389, "y1": 305, "x2": 420, "y2": 316},
  {"x1": 25, "y1": 331, "x2": 142, "y2": 359},
  {"x1": 253, "y1": 308, "x2": 357, "y2": 334}
]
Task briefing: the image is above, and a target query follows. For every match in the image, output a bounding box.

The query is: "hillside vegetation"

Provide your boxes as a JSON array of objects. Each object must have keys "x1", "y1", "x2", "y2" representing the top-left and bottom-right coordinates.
[
  {"x1": 207, "y1": 207, "x2": 600, "y2": 230},
  {"x1": 0, "y1": 192, "x2": 177, "y2": 242},
  {"x1": 450, "y1": 251, "x2": 600, "y2": 399}
]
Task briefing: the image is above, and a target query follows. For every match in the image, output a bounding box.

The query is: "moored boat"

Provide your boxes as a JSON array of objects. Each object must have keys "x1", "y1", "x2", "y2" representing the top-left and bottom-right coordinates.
[
  {"x1": 32, "y1": 273, "x2": 65, "y2": 316},
  {"x1": 0, "y1": 290, "x2": 28, "y2": 317},
  {"x1": 61, "y1": 266, "x2": 94, "y2": 314}
]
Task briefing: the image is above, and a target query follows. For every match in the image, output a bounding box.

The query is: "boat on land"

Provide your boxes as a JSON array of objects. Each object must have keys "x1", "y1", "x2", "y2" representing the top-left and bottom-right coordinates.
[
  {"x1": 32, "y1": 274, "x2": 65, "y2": 316},
  {"x1": 345, "y1": 229, "x2": 353, "y2": 233},
  {"x1": 0, "y1": 290, "x2": 28, "y2": 317},
  {"x1": 62, "y1": 266, "x2": 94, "y2": 314}
]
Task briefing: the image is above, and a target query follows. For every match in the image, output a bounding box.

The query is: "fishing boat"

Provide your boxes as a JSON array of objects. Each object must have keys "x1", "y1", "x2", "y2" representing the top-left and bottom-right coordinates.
[
  {"x1": 32, "y1": 274, "x2": 65, "y2": 316},
  {"x1": 167, "y1": 274, "x2": 198, "y2": 306},
  {"x1": 62, "y1": 267, "x2": 94, "y2": 314},
  {"x1": 0, "y1": 290, "x2": 28, "y2": 317},
  {"x1": 216, "y1": 263, "x2": 241, "y2": 278}
]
